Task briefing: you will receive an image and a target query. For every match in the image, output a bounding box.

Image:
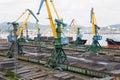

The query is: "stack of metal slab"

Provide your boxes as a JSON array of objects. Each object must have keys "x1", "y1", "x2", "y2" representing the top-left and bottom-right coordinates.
[{"x1": 0, "y1": 57, "x2": 15, "y2": 70}]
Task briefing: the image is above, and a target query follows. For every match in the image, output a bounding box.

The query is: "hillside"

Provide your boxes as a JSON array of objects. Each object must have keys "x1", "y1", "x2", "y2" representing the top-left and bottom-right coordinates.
[{"x1": 0, "y1": 22, "x2": 120, "y2": 34}]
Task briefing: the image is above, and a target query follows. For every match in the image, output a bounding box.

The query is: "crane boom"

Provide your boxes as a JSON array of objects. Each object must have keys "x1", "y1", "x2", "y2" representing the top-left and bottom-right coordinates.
[
  {"x1": 15, "y1": 9, "x2": 39, "y2": 22},
  {"x1": 90, "y1": 8, "x2": 96, "y2": 36},
  {"x1": 37, "y1": 0, "x2": 44, "y2": 14},
  {"x1": 15, "y1": 10, "x2": 28, "y2": 22},
  {"x1": 27, "y1": 9, "x2": 39, "y2": 34},
  {"x1": 45, "y1": 0, "x2": 57, "y2": 38},
  {"x1": 50, "y1": 0, "x2": 60, "y2": 19},
  {"x1": 17, "y1": 13, "x2": 31, "y2": 37},
  {"x1": 37, "y1": 0, "x2": 57, "y2": 38},
  {"x1": 27, "y1": 9, "x2": 39, "y2": 22}
]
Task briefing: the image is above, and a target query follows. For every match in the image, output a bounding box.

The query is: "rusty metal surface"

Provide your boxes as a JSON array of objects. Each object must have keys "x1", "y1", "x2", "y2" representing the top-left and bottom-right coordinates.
[
  {"x1": 20, "y1": 45, "x2": 120, "y2": 76},
  {"x1": 0, "y1": 41, "x2": 120, "y2": 79}
]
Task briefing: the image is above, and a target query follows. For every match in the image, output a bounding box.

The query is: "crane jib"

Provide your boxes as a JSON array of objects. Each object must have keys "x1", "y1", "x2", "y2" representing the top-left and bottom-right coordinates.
[
  {"x1": 27, "y1": 9, "x2": 39, "y2": 22},
  {"x1": 37, "y1": 0, "x2": 45, "y2": 15}
]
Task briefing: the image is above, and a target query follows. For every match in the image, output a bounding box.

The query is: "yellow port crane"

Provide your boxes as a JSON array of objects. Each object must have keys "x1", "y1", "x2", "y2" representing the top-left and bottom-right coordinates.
[
  {"x1": 90, "y1": 8, "x2": 97, "y2": 36},
  {"x1": 37, "y1": 0, "x2": 69, "y2": 69},
  {"x1": 16, "y1": 9, "x2": 39, "y2": 38},
  {"x1": 88, "y1": 8, "x2": 102, "y2": 52},
  {"x1": 69, "y1": 19, "x2": 78, "y2": 34},
  {"x1": 37, "y1": 0, "x2": 57, "y2": 38},
  {"x1": 37, "y1": 0, "x2": 63, "y2": 38},
  {"x1": 17, "y1": 12, "x2": 31, "y2": 38}
]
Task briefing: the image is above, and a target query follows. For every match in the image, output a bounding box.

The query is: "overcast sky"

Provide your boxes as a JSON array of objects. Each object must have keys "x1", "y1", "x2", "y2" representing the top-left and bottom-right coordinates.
[{"x1": 0, "y1": 0, "x2": 120, "y2": 26}]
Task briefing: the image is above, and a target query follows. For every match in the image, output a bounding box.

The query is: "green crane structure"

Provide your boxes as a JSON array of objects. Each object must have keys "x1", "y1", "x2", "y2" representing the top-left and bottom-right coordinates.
[
  {"x1": 47, "y1": 19, "x2": 69, "y2": 70},
  {"x1": 7, "y1": 22, "x2": 23, "y2": 58}
]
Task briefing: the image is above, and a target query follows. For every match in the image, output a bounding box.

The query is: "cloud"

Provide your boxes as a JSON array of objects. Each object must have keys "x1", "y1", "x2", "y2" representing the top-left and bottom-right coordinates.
[
  {"x1": 0, "y1": 0, "x2": 16, "y2": 3},
  {"x1": 0, "y1": 0, "x2": 120, "y2": 26}
]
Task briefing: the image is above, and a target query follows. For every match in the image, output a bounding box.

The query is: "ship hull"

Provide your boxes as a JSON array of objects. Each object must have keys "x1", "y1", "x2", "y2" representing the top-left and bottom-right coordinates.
[
  {"x1": 106, "y1": 38, "x2": 120, "y2": 48},
  {"x1": 70, "y1": 39, "x2": 87, "y2": 45}
]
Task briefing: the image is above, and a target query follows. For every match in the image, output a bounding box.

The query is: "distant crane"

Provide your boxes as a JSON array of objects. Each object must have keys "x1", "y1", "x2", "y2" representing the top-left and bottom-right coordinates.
[
  {"x1": 41, "y1": 28, "x2": 50, "y2": 36},
  {"x1": 7, "y1": 9, "x2": 39, "y2": 58},
  {"x1": 88, "y1": 8, "x2": 102, "y2": 52},
  {"x1": 69, "y1": 19, "x2": 78, "y2": 34},
  {"x1": 17, "y1": 9, "x2": 39, "y2": 40},
  {"x1": 68, "y1": 19, "x2": 87, "y2": 45},
  {"x1": 74, "y1": 27, "x2": 87, "y2": 45},
  {"x1": 10, "y1": 9, "x2": 39, "y2": 41}
]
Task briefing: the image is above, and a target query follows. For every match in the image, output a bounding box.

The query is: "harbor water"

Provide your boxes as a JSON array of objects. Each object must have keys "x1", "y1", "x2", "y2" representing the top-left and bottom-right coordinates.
[
  {"x1": 83, "y1": 34, "x2": 120, "y2": 46},
  {"x1": 1, "y1": 33, "x2": 120, "y2": 46}
]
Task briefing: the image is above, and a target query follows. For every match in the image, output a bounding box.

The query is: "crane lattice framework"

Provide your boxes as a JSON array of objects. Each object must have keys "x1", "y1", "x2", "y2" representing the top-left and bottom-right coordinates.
[{"x1": 47, "y1": 19, "x2": 69, "y2": 70}]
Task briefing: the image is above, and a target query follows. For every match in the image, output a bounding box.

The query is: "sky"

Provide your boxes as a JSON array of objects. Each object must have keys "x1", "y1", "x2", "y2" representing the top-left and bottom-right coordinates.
[{"x1": 0, "y1": 0, "x2": 120, "y2": 27}]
